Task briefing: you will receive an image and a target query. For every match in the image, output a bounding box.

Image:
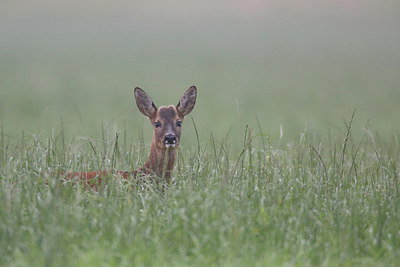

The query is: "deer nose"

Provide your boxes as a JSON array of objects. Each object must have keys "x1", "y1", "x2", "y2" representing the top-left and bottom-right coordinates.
[{"x1": 164, "y1": 134, "x2": 177, "y2": 145}]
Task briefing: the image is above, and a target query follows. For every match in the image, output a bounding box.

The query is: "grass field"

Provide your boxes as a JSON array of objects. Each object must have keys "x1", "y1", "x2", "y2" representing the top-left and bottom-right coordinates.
[
  {"x1": 0, "y1": 118, "x2": 399, "y2": 266},
  {"x1": 1, "y1": 1, "x2": 400, "y2": 266}
]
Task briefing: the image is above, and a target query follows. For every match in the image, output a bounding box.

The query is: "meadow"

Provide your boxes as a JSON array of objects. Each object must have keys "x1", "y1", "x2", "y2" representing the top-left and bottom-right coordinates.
[
  {"x1": 1, "y1": 1, "x2": 400, "y2": 266},
  {"x1": 1, "y1": 113, "x2": 400, "y2": 266}
]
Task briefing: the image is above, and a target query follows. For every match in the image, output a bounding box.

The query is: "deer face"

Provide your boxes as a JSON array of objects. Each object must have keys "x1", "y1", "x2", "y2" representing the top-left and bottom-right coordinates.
[{"x1": 134, "y1": 86, "x2": 197, "y2": 149}]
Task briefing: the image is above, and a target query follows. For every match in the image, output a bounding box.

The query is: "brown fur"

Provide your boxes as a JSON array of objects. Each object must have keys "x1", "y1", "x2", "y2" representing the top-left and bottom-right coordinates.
[{"x1": 67, "y1": 86, "x2": 197, "y2": 186}]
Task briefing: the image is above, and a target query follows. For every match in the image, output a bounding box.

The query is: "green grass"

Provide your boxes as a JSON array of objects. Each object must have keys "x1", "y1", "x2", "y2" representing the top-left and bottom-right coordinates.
[
  {"x1": 1, "y1": 2, "x2": 400, "y2": 265},
  {"x1": 1, "y1": 119, "x2": 399, "y2": 266}
]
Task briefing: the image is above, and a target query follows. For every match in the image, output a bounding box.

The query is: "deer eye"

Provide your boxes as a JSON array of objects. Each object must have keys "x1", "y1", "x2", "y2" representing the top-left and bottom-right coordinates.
[
  {"x1": 176, "y1": 121, "x2": 182, "y2": 127},
  {"x1": 154, "y1": 121, "x2": 161, "y2": 128}
]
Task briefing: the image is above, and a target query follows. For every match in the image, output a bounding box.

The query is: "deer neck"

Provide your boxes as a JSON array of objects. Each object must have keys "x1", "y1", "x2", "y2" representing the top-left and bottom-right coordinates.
[{"x1": 143, "y1": 139, "x2": 177, "y2": 181}]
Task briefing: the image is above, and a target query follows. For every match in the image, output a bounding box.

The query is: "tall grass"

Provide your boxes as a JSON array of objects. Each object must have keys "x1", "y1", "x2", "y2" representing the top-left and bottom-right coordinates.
[{"x1": 0, "y1": 119, "x2": 399, "y2": 266}]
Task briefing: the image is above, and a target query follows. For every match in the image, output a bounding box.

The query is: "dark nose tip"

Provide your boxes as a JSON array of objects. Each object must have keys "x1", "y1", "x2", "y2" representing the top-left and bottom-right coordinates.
[{"x1": 164, "y1": 134, "x2": 176, "y2": 144}]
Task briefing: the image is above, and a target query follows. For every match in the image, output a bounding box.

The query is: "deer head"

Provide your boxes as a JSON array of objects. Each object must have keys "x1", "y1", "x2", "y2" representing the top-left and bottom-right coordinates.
[
  {"x1": 66, "y1": 86, "x2": 197, "y2": 183},
  {"x1": 134, "y1": 86, "x2": 197, "y2": 150}
]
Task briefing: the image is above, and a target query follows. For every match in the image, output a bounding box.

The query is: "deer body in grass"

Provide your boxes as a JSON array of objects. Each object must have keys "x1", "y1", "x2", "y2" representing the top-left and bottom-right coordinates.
[{"x1": 67, "y1": 86, "x2": 197, "y2": 183}]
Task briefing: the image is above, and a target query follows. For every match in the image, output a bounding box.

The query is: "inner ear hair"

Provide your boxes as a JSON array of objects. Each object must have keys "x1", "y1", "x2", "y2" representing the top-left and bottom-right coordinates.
[
  {"x1": 176, "y1": 86, "x2": 197, "y2": 117},
  {"x1": 134, "y1": 87, "x2": 157, "y2": 118}
]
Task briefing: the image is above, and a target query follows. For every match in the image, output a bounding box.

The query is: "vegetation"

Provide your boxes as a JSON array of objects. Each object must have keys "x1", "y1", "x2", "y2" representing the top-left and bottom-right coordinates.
[
  {"x1": 1, "y1": 115, "x2": 399, "y2": 266},
  {"x1": 1, "y1": 1, "x2": 399, "y2": 265}
]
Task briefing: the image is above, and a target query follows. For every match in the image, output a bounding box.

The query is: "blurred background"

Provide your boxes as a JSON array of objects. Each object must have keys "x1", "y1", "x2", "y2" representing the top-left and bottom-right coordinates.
[{"x1": 1, "y1": 0, "x2": 399, "y2": 144}]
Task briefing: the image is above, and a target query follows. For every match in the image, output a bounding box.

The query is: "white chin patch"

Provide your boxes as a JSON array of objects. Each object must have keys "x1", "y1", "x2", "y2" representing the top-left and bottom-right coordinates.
[{"x1": 165, "y1": 144, "x2": 176, "y2": 148}]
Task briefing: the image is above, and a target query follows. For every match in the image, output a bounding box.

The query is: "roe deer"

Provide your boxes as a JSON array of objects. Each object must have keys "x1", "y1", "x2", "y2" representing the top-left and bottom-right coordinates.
[{"x1": 67, "y1": 86, "x2": 197, "y2": 185}]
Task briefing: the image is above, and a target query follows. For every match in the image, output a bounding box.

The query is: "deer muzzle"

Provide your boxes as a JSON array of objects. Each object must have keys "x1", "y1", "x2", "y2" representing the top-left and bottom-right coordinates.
[{"x1": 164, "y1": 134, "x2": 177, "y2": 148}]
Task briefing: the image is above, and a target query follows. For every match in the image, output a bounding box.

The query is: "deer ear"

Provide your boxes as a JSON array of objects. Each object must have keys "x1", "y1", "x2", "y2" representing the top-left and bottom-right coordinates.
[
  {"x1": 134, "y1": 87, "x2": 157, "y2": 118},
  {"x1": 176, "y1": 86, "x2": 197, "y2": 117}
]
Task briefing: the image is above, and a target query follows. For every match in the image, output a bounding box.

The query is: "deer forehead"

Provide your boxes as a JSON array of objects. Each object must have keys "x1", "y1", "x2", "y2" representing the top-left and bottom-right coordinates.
[{"x1": 156, "y1": 105, "x2": 180, "y2": 122}]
